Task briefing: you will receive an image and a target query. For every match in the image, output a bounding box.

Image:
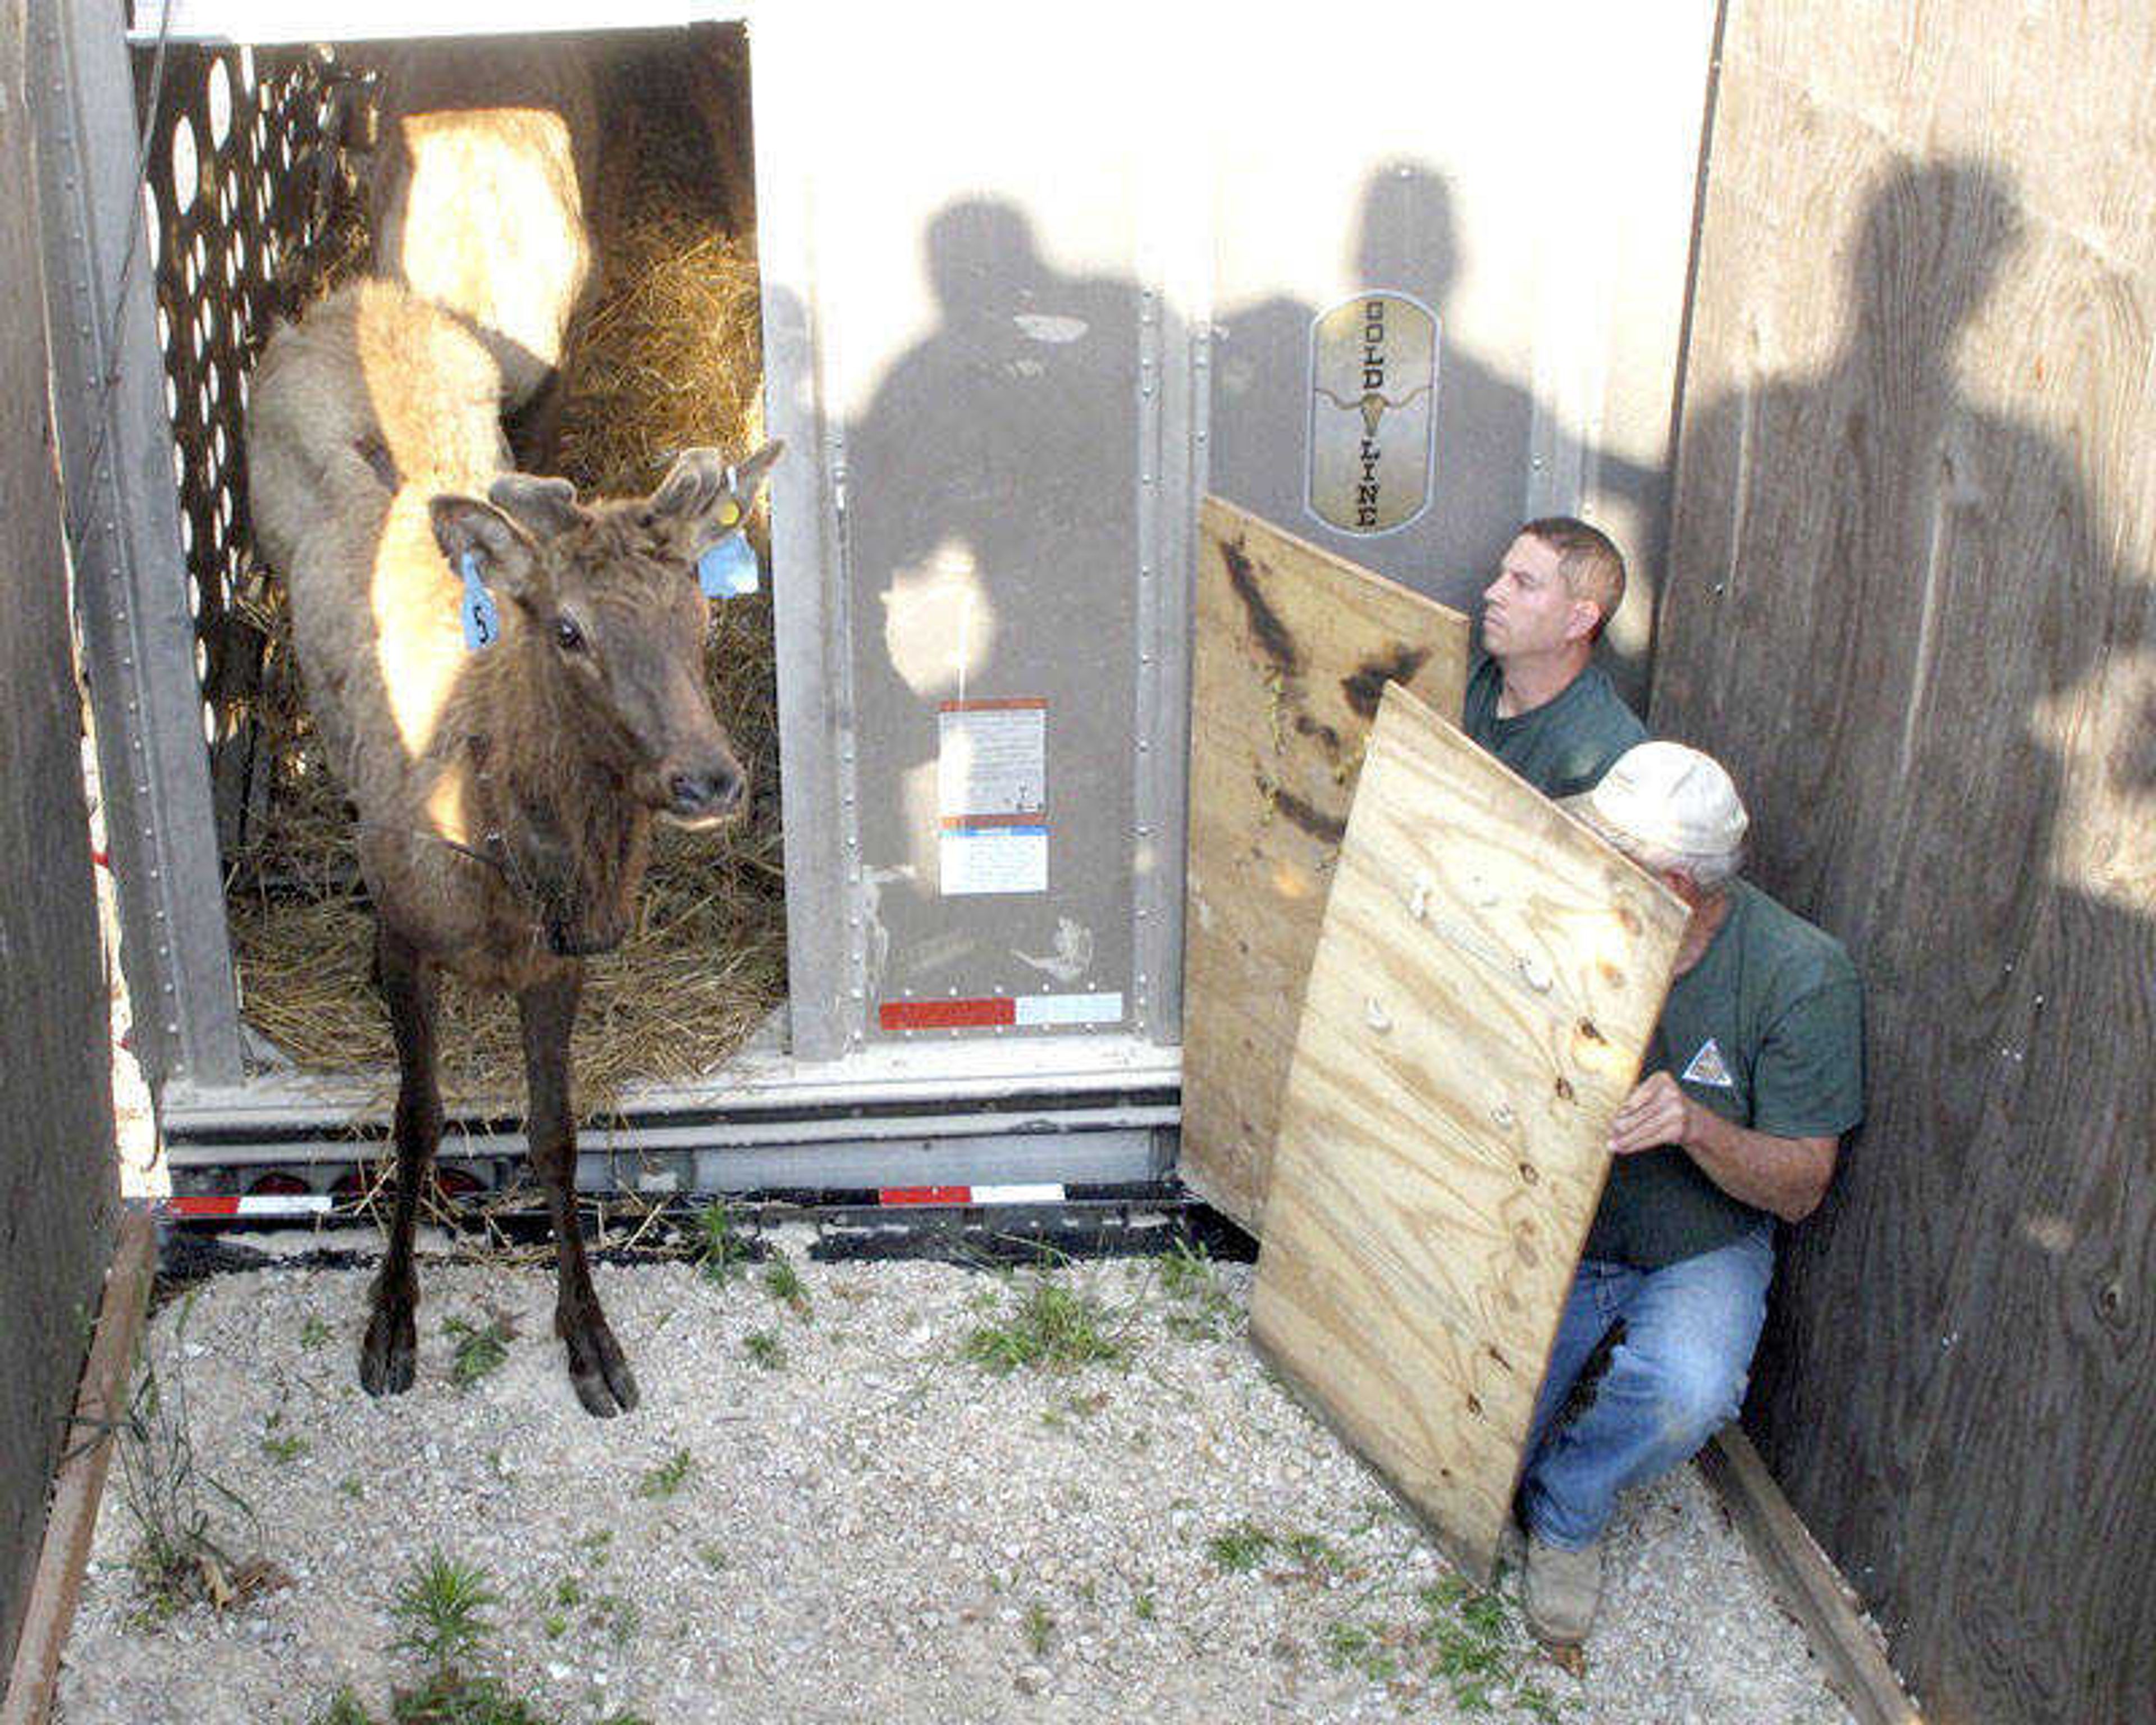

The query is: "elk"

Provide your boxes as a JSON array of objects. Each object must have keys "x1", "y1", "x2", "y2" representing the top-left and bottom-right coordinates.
[
  {"x1": 362, "y1": 39, "x2": 602, "y2": 464},
  {"x1": 247, "y1": 278, "x2": 781, "y2": 1416}
]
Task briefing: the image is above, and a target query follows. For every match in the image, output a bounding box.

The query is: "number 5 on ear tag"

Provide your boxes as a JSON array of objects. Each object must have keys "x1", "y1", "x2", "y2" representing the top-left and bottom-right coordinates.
[
  {"x1": 697, "y1": 530, "x2": 760, "y2": 598},
  {"x1": 458, "y1": 550, "x2": 500, "y2": 651}
]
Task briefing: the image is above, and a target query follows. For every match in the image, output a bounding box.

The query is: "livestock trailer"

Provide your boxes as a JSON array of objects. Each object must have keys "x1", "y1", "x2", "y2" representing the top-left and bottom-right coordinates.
[{"x1": 36, "y1": 0, "x2": 1716, "y2": 1200}]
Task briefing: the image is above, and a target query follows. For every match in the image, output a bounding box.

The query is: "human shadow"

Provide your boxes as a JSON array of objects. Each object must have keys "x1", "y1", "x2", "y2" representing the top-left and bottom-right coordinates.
[
  {"x1": 1659, "y1": 157, "x2": 2156, "y2": 1697},
  {"x1": 838, "y1": 176, "x2": 1684, "y2": 1014},
  {"x1": 839, "y1": 200, "x2": 1143, "y2": 1008}
]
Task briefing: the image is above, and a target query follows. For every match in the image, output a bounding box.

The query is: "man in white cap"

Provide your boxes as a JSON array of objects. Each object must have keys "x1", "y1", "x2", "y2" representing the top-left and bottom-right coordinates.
[
  {"x1": 1511, "y1": 741, "x2": 1865, "y2": 1645},
  {"x1": 1461, "y1": 518, "x2": 1645, "y2": 798}
]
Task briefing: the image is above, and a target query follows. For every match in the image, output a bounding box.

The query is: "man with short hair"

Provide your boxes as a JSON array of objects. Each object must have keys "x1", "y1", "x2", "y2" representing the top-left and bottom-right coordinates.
[
  {"x1": 1461, "y1": 518, "x2": 1643, "y2": 798},
  {"x1": 1513, "y1": 742, "x2": 1865, "y2": 1646}
]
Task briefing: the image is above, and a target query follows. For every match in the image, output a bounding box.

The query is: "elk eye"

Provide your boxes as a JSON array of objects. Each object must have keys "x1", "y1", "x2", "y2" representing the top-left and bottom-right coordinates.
[{"x1": 554, "y1": 615, "x2": 586, "y2": 652}]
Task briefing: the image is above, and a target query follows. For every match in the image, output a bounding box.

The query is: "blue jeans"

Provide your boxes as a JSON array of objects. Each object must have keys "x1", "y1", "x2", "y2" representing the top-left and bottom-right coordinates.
[{"x1": 1516, "y1": 1225, "x2": 1773, "y2": 1550}]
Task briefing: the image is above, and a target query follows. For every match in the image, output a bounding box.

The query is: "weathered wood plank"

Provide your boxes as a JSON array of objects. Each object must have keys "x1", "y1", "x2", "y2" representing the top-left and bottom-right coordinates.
[
  {"x1": 1660, "y1": 4, "x2": 2156, "y2": 1718},
  {"x1": 1, "y1": 1216, "x2": 154, "y2": 1725},
  {"x1": 1180, "y1": 497, "x2": 1469, "y2": 1232},
  {"x1": 0, "y1": 0, "x2": 119, "y2": 1681},
  {"x1": 1250, "y1": 682, "x2": 1684, "y2": 1582},
  {"x1": 1696, "y1": 1430, "x2": 1919, "y2": 1725}
]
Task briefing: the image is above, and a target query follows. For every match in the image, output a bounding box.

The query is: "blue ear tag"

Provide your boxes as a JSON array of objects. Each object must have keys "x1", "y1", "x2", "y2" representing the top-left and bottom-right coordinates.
[
  {"x1": 458, "y1": 551, "x2": 500, "y2": 651},
  {"x1": 696, "y1": 530, "x2": 760, "y2": 598}
]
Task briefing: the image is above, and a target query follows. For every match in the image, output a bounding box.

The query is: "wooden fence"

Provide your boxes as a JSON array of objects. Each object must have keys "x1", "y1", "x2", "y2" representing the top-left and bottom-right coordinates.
[
  {"x1": 1655, "y1": 3, "x2": 2156, "y2": 1719},
  {"x1": 0, "y1": 0, "x2": 120, "y2": 1677}
]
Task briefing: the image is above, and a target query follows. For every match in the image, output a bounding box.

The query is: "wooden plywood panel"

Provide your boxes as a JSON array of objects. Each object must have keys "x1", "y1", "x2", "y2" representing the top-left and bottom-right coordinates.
[
  {"x1": 1659, "y1": 4, "x2": 2156, "y2": 1718},
  {"x1": 1181, "y1": 498, "x2": 1469, "y2": 1232},
  {"x1": 1250, "y1": 683, "x2": 1684, "y2": 1581}
]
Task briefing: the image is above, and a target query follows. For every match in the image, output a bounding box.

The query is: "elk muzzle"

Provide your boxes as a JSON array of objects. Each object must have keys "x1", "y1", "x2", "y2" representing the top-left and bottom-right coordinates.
[{"x1": 657, "y1": 751, "x2": 747, "y2": 829}]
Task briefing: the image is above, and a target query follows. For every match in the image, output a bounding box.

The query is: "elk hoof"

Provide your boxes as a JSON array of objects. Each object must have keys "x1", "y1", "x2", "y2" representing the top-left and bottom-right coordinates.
[
  {"x1": 564, "y1": 1316, "x2": 640, "y2": 1418},
  {"x1": 360, "y1": 1301, "x2": 417, "y2": 1397}
]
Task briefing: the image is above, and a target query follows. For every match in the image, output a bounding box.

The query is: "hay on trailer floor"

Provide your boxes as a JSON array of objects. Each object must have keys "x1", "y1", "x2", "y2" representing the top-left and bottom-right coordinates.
[{"x1": 225, "y1": 44, "x2": 784, "y2": 1114}]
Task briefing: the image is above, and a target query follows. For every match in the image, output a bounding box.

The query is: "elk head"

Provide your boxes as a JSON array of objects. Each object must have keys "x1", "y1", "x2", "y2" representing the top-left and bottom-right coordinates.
[{"x1": 430, "y1": 440, "x2": 784, "y2": 828}]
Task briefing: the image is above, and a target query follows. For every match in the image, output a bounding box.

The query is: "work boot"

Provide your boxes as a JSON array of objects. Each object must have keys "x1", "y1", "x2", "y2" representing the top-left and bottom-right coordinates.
[{"x1": 1522, "y1": 1534, "x2": 1602, "y2": 1646}]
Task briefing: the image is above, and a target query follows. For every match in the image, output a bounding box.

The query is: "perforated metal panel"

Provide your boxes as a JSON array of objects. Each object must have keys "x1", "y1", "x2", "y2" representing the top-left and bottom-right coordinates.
[{"x1": 134, "y1": 44, "x2": 355, "y2": 852}]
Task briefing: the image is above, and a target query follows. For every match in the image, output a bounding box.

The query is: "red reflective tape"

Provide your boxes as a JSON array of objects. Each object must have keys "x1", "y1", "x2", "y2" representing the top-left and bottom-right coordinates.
[
  {"x1": 879, "y1": 1185, "x2": 974, "y2": 1206},
  {"x1": 164, "y1": 1195, "x2": 241, "y2": 1217},
  {"x1": 878, "y1": 997, "x2": 1016, "y2": 1030}
]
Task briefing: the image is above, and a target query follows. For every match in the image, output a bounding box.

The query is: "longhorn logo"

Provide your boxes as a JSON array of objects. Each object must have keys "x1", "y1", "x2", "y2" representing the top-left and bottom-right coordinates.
[{"x1": 1307, "y1": 292, "x2": 1440, "y2": 535}]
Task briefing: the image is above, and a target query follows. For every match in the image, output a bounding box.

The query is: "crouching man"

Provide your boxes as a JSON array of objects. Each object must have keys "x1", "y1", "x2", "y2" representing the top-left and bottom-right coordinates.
[{"x1": 1514, "y1": 742, "x2": 1865, "y2": 1645}]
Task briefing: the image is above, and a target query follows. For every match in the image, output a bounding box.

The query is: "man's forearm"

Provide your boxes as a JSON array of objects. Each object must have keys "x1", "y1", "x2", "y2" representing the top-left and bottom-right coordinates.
[{"x1": 1681, "y1": 1108, "x2": 1837, "y2": 1222}]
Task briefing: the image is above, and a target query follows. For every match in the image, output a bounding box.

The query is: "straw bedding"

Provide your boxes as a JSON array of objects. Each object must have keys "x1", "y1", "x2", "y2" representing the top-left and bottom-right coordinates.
[{"x1": 223, "y1": 42, "x2": 783, "y2": 1112}]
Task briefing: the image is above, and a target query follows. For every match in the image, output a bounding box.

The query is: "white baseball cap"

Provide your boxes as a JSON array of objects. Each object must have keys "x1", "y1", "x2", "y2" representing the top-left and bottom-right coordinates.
[{"x1": 1568, "y1": 741, "x2": 1748, "y2": 860}]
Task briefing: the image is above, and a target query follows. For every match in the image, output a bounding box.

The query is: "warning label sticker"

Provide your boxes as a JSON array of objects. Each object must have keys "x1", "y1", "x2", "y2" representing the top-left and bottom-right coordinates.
[
  {"x1": 938, "y1": 699, "x2": 1047, "y2": 818},
  {"x1": 939, "y1": 699, "x2": 1048, "y2": 895},
  {"x1": 939, "y1": 825, "x2": 1048, "y2": 896}
]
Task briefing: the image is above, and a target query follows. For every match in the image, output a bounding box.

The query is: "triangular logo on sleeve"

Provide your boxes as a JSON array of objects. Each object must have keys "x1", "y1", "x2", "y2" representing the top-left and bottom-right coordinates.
[{"x1": 1682, "y1": 1038, "x2": 1735, "y2": 1088}]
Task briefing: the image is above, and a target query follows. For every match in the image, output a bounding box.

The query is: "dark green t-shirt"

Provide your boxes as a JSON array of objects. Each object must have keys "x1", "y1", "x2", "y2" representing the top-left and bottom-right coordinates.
[
  {"x1": 1584, "y1": 878, "x2": 1865, "y2": 1269},
  {"x1": 1460, "y1": 652, "x2": 1647, "y2": 800}
]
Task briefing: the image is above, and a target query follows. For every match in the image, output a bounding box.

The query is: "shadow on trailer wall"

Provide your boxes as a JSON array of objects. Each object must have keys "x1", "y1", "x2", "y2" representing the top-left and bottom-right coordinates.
[
  {"x1": 1656, "y1": 3, "x2": 2156, "y2": 1719},
  {"x1": 0, "y1": 3, "x2": 119, "y2": 1678}
]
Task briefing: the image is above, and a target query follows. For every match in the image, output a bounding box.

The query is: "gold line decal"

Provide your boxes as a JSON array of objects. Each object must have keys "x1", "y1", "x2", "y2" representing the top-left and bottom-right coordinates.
[{"x1": 1307, "y1": 292, "x2": 1440, "y2": 535}]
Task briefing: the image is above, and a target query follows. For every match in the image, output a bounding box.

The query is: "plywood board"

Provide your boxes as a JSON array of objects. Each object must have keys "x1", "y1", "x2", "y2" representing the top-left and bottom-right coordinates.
[
  {"x1": 1250, "y1": 682, "x2": 1684, "y2": 1582},
  {"x1": 1181, "y1": 497, "x2": 1469, "y2": 1233}
]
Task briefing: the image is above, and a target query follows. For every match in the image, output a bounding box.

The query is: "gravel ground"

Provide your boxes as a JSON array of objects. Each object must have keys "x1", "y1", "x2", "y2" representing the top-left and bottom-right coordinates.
[{"x1": 57, "y1": 1236, "x2": 1854, "y2": 1724}]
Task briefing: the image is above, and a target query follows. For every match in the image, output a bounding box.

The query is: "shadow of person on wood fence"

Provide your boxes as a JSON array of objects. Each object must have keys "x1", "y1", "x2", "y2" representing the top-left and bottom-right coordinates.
[{"x1": 1659, "y1": 157, "x2": 2156, "y2": 1694}]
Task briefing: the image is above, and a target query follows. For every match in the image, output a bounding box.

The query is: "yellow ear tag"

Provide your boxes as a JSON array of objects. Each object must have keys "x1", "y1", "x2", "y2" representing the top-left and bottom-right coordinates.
[{"x1": 718, "y1": 501, "x2": 742, "y2": 528}]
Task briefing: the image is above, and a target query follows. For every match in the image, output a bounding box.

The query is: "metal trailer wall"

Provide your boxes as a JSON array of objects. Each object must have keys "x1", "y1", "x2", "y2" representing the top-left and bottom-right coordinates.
[
  {"x1": 84, "y1": 2, "x2": 1714, "y2": 1179},
  {"x1": 1656, "y1": 3, "x2": 2156, "y2": 1719},
  {"x1": 751, "y1": 4, "x2": 1193, "y2": 1061},
  {"x1": 0, "y1": 0, "x2": 119, "y2": 1670}
]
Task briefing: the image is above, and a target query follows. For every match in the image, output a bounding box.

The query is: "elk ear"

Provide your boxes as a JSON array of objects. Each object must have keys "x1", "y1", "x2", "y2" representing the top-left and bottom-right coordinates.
[
  {"x1": 488, "y1": 473, "x2": 586, "y2": 541},
  {"x1": 430, "y1": 495, "x2": 546, "y2": 606},
  {"x1": 730, "y1": 438, "x2": 785, "y2": 503},
  {"x1": 646, "y1": 439, "x2": 787, "y2": 546}
]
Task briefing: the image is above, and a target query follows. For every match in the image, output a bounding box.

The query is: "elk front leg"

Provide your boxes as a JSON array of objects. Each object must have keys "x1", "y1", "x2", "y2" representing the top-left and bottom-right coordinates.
[
  {"x1": 519, "y1": 966, "x2": 638, "y2": 1416},
  {"x1": 362, "y1": 923, "x2": 440, "y2": 1396}
]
